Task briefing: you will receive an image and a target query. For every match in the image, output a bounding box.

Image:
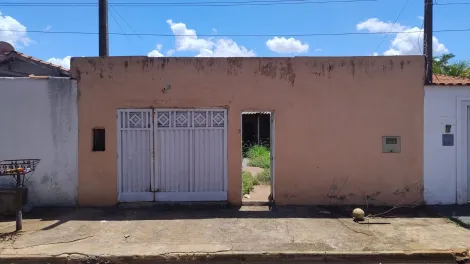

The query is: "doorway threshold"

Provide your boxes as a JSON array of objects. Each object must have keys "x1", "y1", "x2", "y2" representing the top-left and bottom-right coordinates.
[
  {"x1": 117, "y1": 201, "x2": 231, "y2": 210},
  {"x1": 242, "y1": 200, "x2": 273, "y2": 206}
]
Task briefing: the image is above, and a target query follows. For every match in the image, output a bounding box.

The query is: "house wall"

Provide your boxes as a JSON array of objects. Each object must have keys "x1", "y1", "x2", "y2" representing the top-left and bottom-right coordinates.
[
  {"x1": 72, "y1": 56, "x2": 424, "y2": 206},
  {"x1": 424, "y1": 86, "x2": 470, "y2": 204},
  {"x1": 0, "y1": 78, "x2": 78, "y2": 206}
]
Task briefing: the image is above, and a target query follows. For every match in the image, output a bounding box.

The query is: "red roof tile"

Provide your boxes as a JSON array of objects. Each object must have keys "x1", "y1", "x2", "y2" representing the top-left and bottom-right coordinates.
[
  {"x1": 2, "y1": 51, "x2": 70, "y2": 73},
  {"x1": 432, "y1": 74, "x2": 470, "y2": 86}
]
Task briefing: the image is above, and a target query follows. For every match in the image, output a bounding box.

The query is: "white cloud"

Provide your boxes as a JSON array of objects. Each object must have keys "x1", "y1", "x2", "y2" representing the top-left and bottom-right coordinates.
[
  {"x1": 147, "y1": 50, "x2": 163, "y2": 57},
  {"x1": 0, "y1": 10, "x2": 31, "y2": 48},
  {"x1": 47, "y1": 56, "x2": 71, "y2": 69},
  {"x1": 266, "y1": 37, "x2": 309, "y2": 54},
  {"x1": 356, "y1": 18, "x2": 448, "y2": 56},
  {"x1": 372, "y1": 52, "x2": 379, "y2": 56},
  {"x1": 44, "y1": 25, "x2": 52, "y2": 31},
  {"x1": 196, "y1": 39, "x2": 255, "y2": 57},
  {"x1": 418, "y1": 16, "x2": 424, "y2": 21},
  {"x1": 166, "y1": 19, "x2": 213, "y2": 52},
  {"x1": 166, "y1": 19, "x2": 255, "y2": 57},
  {"x1": 356, "y1": 18, "x2": 407, "y2": 33},
  {"x1": 147, "y1": 44, "x2": 164, "y2": 57}
]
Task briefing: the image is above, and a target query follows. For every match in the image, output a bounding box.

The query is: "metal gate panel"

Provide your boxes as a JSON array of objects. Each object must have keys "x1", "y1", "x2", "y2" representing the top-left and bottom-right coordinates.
[
  {"x1": 154, "y1": 109, "x2": 227, "y2": 201},
  {"x1": 155, "y1": 129, "x2": 191, "y2": 192},
  {"x1": 193, "y1": 129, "x2": 225, "y2": 192},
  {"x1": 117, "y1": 109, "x2": 153, "y2": 202}
]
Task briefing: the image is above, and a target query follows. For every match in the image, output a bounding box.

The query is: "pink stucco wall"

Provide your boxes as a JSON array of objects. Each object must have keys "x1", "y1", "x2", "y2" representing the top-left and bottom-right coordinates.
[{"x1": 72, "y1": 56, "x2": 424, "y2": 206}]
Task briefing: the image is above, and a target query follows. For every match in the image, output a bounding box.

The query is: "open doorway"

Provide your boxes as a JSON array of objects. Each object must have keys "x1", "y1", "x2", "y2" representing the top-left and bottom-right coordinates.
[{"x1": 241, "y1": 111, "x2": 274, "y2": 205}]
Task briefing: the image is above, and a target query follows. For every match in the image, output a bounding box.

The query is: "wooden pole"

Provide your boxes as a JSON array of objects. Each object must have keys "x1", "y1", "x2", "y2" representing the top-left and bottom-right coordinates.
[
  {"x1": 15, "y1": 172, "x2": 22, "y2": 231},
  {"x1": 99, "y1": 0, "x2": 109, "y2": 56},
  {"x1": 424, "y1": 0, "x2": 433, "y2": 84}
]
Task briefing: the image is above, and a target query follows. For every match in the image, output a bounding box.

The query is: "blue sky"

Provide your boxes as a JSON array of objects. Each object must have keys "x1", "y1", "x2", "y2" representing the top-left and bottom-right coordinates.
[{"x1": 0, "y1": 0, "x2": 469, "y2": 69}]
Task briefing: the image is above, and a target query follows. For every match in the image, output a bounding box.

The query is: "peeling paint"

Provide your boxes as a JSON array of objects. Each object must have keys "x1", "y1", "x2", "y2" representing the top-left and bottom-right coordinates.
[
  {"x1": 207, "y1": 58, "x2": 215, "y2": 67},
  {"x1": 161, "y1": 58, "x2": 170, "y2": 70},
  {"x1": 350, "y1": 60, "x2": 356, "y2": 77},
  {"x1": 194, "y1": 60, "x2": 205, "y2": 72},
  {"x1": 257, "y1": 62, "x2": 277, "y2": 79},
  {"x1": 279, "y1": 59, "x2": 296, "y2": 86},
  {"x1": 227, "y1": 58, "x2": 243, "y2": 76},
  {"x1": 75, "y1": 68, "x2": 81, "y2": 82},
  {"x1": 87, "y1": 59, "x2": 97, "y2": 71}
]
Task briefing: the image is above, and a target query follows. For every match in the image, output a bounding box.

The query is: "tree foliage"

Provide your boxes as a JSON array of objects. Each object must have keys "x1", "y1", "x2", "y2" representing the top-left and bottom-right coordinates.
[{"x1": 433, "y1": 53, "x2": 470, "y2": 78}]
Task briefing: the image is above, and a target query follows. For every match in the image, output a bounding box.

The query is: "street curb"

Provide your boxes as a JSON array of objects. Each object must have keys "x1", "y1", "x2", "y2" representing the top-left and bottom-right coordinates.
[{"x1": 2, "y1": 249, "x2": 469, "y2": 263}]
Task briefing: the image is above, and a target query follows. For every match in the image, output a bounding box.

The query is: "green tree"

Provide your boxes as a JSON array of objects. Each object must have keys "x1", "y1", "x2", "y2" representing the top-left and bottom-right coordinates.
[{"x1": 433, "y1": 53, "x2": 470, "y2": 78}]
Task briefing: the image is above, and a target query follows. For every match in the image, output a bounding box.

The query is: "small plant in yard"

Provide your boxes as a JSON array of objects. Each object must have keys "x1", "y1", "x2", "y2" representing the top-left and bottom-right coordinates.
[
  {"x1": 246, "y1": 145, "x2": 270, "y2": 169},
  {"x1": 242, "y1": 171, "x2": 254, "y2": 195},
  {"x1": 256, "y1": 169, "x2": 271, "y2": 184}
]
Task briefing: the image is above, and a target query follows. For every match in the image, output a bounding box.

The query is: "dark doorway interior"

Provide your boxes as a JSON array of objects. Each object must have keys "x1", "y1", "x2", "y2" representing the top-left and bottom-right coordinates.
[{"x1": 242, "y1": 112, "x2": 271, "y2": 151}]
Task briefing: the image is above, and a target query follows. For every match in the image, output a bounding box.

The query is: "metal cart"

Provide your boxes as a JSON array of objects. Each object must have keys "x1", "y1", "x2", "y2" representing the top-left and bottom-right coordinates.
[{"x1": 0, "y1": 159, "x2": 40, "y2": 231}]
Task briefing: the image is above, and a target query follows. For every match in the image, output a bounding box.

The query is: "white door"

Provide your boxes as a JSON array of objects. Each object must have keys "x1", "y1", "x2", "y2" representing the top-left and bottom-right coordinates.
[
  {"x1": 117, "y1": 109, "x2": 154, "y2": 202},
  {"x1": 154, "y1": 109, "x2": 227, "y2": 201}
]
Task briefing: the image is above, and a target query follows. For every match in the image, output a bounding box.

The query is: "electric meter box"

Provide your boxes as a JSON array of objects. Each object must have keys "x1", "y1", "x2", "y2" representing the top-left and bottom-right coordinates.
[{"x1": 382, "y1": 136, "x2": 401, "y2": 153}]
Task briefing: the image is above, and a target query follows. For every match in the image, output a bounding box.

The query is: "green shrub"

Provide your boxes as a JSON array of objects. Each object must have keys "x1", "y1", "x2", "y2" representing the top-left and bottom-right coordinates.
[
  {"x1": 256, "y1": 169, "x2": 271, "y2": 184},
  {"x1": 242, "y1": 171, "x2": 254, "y2": 195},
  {"x1": 246, "y1": 145, "x2": 270, "y2": 169}
]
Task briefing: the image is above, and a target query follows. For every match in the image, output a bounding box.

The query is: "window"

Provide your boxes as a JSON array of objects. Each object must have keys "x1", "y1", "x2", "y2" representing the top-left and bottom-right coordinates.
[{"x1": 92, "y1": 128, "x2": 105, "y2": 152}]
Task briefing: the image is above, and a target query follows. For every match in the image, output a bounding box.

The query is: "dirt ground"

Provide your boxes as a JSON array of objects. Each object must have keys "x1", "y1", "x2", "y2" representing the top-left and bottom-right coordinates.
[
  {"x1": 0, "y1": 205, "x2": 469, "y2": 263},
  {"x1": 244, "y1": 185, "x2": 271, "y2": 201},
  {"x1": 242, "y1": 158, "x2": 271, "y2": 202}
]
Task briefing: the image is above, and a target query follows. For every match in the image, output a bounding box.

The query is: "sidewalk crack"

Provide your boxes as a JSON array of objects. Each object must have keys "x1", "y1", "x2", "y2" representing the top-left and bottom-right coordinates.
[
  {"x1": 13, "y1": 235, "x2": 94, "y2": 249},
  {"x1": 285, "y1": 221, "x2": 295, "y2": 243}
]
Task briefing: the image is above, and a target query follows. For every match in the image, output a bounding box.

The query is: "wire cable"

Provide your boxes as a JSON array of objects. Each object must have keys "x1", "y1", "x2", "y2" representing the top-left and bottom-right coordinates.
[
  {"x1": 108, "y1": 6, "x2": 133, "y2": 46},
  {"x1": 0, "y1": 0, "x2": 468, "y2": 7},
  {"x1": 0, "y1": 0, "x2": 380, "y2": 7},
  {"x1": 109, "y1": 4, "x2": 145, "y2": 42},
  {"x1": 0, "y1": 28, "x2": 468, "y2": 37},
  {"x1": 374, "y1": 0, "x2": 411, "y2": 52}
]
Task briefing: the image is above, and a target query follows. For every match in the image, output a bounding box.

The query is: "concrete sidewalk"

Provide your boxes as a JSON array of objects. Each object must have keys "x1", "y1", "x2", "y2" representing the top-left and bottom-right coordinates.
[{"x1": 1, "y1": 205, "x2": 469, "y2": 263}]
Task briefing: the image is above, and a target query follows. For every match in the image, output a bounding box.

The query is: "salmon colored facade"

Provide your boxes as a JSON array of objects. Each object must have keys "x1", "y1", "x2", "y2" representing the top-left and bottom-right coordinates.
[{"x1": 72, "y1": 56, "x2": 424, "y2": 206}]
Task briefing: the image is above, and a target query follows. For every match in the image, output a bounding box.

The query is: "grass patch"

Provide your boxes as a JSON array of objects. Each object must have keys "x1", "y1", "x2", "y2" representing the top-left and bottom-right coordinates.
[
  {"x1": 242, "y1": 171, "x2": 254, "y2": 195},
  {"x1": 242, "y1": 169, "x2": 271, "y2": 196},
  {"x1": 246, "y1": 145, "x2": 270, "y2": 169},
  {"x1": 256, "y1": 169, "x2": 271, "y2": 184}
]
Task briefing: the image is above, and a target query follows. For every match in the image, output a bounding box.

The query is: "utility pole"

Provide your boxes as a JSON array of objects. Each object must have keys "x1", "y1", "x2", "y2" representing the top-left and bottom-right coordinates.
[
  {"x1": 99, "y1": 0, "x2": 109, "y2": 56},
  {"x1": 424, "y1": 0, "x2": 433, "y2": 84}
]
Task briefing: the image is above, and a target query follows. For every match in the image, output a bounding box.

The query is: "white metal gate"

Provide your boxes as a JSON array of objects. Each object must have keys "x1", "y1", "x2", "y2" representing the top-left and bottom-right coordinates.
[
  {"x1": 117, "y1": 109, "x2": 154, "y2": 202},
  {"x1": 154, "y1": 109, "x2": 227, "y2": 201},
  {"x1": 117, "y1": 108, "x2": 227, "y2": 202}
]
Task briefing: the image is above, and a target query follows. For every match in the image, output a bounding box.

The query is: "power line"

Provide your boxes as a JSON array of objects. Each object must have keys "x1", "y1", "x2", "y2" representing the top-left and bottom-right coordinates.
[
  {"x1": 0, "y1": 0, "x2": 380, "y2": 7},
  {"x1": 1, "y1": 0, "x2": 468, "y2": 7},
  {"x1": 434, "y1": 1, "x2": 470, "y2": 5},
  {"x1": 108, "y1": 5, "x2": 133, "y2": 46},
  {"x1": 374, "y1": 0, "x2": 411, "y2": 52},
  {"x1": 109, "y1": 4, "x2": 145, "y2": 42},
  {"x1": 0, "y1": 28, "x2": 469, "y2": 37}
]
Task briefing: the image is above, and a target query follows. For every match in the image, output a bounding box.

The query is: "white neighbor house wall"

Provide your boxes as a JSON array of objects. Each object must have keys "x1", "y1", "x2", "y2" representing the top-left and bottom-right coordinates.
[
  {"x1": 0, "y1": 77, "x2": 78, "y2": 206},
  {"x1": 424, "y1": 86, "x2": 470, "y2": 205}
]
